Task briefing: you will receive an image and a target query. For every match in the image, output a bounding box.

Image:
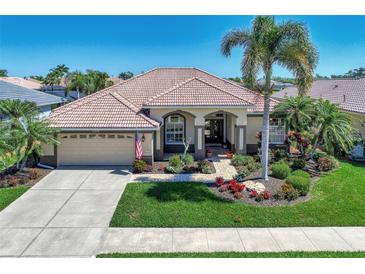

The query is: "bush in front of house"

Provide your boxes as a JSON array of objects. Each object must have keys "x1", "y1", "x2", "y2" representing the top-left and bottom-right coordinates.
[
  {"x1": 271, "y1": 162, "x2": 291, "y2": 179},
  {"x1": 234, "y1": 166, "x2": 250, "y2": 182},
  {"x1": 181, "y1": 154, "x2": 194, "y2": 166},
  {"x1": 168, "y1": 154, "x2": 182, "y2": 168},
  {"x1": 286, "y1": 175, "x2": 310, "y2": 196},
  {"x1": 292, "y1": 158, "x2": 306, "y2": 169},
  {"x1": 273, "y1": 183, "x2": 300, "y2": 201},
  {"x1": 291, "y1": 169, "x2": 310, "y2": 179},
  {"x1": 133, "y1": 159, "x2": 146, "y2": 173},
  {"x1": 318, "y1": 155, "x2": 339, "y2": 172},
  {"x1": 165, "y1": 165, "x2": 182, "y2": 174},
  {"x1": 231, "y1": 154, "x2": 255, "y2": 167},
  {"x1": 198, "y1": 160, "x2": 214, "y2": 174}
]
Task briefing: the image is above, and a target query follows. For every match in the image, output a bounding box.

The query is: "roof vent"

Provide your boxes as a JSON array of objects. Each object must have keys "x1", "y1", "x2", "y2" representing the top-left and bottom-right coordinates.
[
  {"x1": 343, "y1": 94, "x2": 346, "y2": 102},
  {"x1": 333, "y1": 84, "x2": 339, "y2": 89}
]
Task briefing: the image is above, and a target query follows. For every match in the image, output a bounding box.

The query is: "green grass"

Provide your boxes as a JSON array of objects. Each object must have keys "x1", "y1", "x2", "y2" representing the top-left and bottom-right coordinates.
[
  {"x1": 97, "y1": 251, "x2": 365, "y2": 258},
  {"x1": 0, "y1": 186, "x2": 29, "y2": 211},
  {"x1": 110, "y1": 162, "x2": 365, "y2": 227}
]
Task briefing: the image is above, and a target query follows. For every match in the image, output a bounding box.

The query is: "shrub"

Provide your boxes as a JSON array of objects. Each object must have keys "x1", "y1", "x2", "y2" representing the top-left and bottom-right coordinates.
[
  {"x1": 286, "y1": 175, "x2": 310, "y2": 196},
  {"x1": 234, "y1": 166, "x2": 249, "y2": 182},
  {"x1": 27, "y1": 168, "x2": 42, "y2": 180},
  {"x1": 215, "y1": 177, "x2": 225, "y2": 187},
  {"x1": 318, "y1": 156, "x2": 339, "y2": 171},
  {"x1": 228, "y1": 179, "x2": 245, "y2": 193},
  {"x1": 168, "y1": 154, "x2": 182, "y2": 168},
  {"x1": 312, "y1": 149, "x2": 328, "y2": 161},
  {"x1": 198, "y1": 160, "x2": 214, "y2": 174},
  {"x1": 181, "y1": 154, "x2": 194, "y2": 166},
  {"x1": 231, "y1": 154, "x2": 255, "y2": 167},
  {"x1": 291, "y1": 170, "x2": 310, "y2": 179},
  {"x1": 133, "y1": 160, "x2": 146, "y2": 173},
  {"x1": 250, "y1": 189, "x2": 258, "y2": 198},
  {"x1": 234, "y1": 192, "x2": 243, "y2": 199},
  {"x1": 272, "y1": 149, "x2": 287, "y2": 161},
  {"x1": 246, "y1": 161, "x2": 261, "y2": 173},
  {"x1": 271, "y1": 162, "x2": 291, "y2": 179},
  {"x1": 292, "y1": 158, "x2": 306, "y2": 169},
  {"x1": 274, "y1": 183, "x2": 300, "y2": 201}
]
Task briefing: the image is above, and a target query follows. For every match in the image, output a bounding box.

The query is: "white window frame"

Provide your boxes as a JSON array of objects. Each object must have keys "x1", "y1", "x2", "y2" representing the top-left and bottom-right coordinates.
[
  {"x1": 269, "y1": 118, "x2": 286, "y2": 144},
  {"x1": 165, "y1": 114, "x2": 185, "y2": 145}
]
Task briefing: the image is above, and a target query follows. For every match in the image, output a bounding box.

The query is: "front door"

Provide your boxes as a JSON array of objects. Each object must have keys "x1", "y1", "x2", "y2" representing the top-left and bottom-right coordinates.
[{"x1": 205, "y1": 119, "x2": 223, "y2": 144}]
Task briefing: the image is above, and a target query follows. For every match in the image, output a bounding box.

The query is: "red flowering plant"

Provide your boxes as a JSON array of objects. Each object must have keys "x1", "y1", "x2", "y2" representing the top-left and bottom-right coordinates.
[
  {"x1": 263, "y1": 190, "x2": 271, "y2": 200},
  {"x1": 228, "y1": 179, "x2": 245, "y2": 193},
  {"x1": 219, "y1": 185, "x2": 228, "y2": 192},
  {"x1": 215, "y1": 177, "x2": 225, "y2": 187},
  {"x1": 250, "y1": 189, "x2": 258, "y2": 198},
  {"x1": 234, "y1": 192, "x2": 243, "y2": 199}
]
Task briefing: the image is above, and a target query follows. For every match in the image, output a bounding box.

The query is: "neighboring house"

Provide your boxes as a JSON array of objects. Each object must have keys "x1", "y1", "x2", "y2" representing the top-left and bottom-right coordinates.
[
  {"x1": 0, "y1": 80, "x2": 65, "y2": 118},
  {"x1": 0, "y1": 77, "x2": 83, "y2": 101},
  {"x1": 273, "y1": 78, "x2": 365, "y2": 138},
  {"x1": 42, "y1": 68, "x2": 282, "y2": 167}
]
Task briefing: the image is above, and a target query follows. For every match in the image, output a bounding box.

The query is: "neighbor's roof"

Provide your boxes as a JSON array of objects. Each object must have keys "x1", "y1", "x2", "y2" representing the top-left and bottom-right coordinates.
[
  {"x1": 49, "y1": 68, "x2": 279, "y2": 129},
  {"x1": 0, "y1": 77, "x2": 65, "y2": 91},
  {"x1": 273, "y1": 78, "x2": 365, "y2": 114},
  {"x1": 0, "y1": 80, "x2": 65, "y2": 107}
]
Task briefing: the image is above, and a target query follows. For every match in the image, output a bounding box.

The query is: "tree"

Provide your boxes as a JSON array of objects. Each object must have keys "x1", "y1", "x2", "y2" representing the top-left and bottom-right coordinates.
[
  {"x1": 273, "y1": 96, "x2": 315, "y2": 132},
  {"x1": 83, "y1": 70, "x2": 113, "y2": 95},
  {"x1": 65, "y1": 71, "x2": 85, "y2": 98},
  {"x1": 221, "y1": 16, "x2": 318, "y2": 181},
  {"x1": 310, "y1": 99, "x2": 355, "y2": 156},
  {"x1": 42, "y1": 64, "x2": 69, "y2": 91},
  {"x1": 0, "y1": 99, "x2": 59, "y2": 170},
  {"x1": 118, "y1": 71, "x2": 134, "y2": 80},
  {"x1": 331, "y1": 67, "x2": 365, "y2": 79},
  {"x1": 29, "y1": 75, "x2": 45, "y2": 82},
  {"x1": 0, "y1": 69, "x2": 8, "y2": 77}
]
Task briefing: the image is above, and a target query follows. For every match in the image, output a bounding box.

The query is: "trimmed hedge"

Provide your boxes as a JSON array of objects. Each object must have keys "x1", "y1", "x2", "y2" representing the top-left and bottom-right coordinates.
[
  {"x1": 271, "y1": 162, "x2": 291, "y2": 179},
  {"x1": 286, "y1": 175, "x2": 310, "y2": 196}
]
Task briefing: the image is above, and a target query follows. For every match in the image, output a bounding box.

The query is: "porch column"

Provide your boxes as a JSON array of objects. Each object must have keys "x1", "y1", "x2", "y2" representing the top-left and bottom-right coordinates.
[
  {"x1": 194, "y1": 125, "x2": 205, "y2": 160},
  {"x1": 154, "y1": 126, "x2": 164, "y2": 161},
  {"x1": 235, "y1": 125, "x2": 247, "y2": 154}
]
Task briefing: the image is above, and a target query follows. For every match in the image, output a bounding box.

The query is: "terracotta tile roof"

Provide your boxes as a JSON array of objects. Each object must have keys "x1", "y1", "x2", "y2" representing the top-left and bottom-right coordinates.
[
  {"x1": 0, "y1": 77, "x2": 44, "y2": 90},
  {"x1": 144, "y1": 77, "x2": 253, "y2": 107},
  {"x1": 273, "y1": 78, "x2": 365, "y2": 114},
  {"x1": 50, "y1": 68, "x2": 278, "y2": 129}
]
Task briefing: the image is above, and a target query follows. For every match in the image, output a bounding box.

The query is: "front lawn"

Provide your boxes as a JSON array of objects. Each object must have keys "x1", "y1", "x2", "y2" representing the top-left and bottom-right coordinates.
[
  {"x1": 97, "y1": 251, "x2": 365, "y2": 258},
  {"x1": 0, "y1": 186, "x2": 29, "y2": 211},
  {"x1": 110, "y1": 162, "x2": 365, "y2": 227}
]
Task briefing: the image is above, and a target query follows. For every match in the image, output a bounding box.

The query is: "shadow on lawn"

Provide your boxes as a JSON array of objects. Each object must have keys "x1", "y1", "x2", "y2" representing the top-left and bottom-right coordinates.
[{"x1": 145, "y1": 182, "x2": 230, "y2": 203}]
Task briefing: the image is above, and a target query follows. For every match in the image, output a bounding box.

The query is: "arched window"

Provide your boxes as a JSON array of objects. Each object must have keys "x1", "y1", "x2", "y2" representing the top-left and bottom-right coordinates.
[{"x1": 165, "y1": 114, "x2": 185, "y2": 144}]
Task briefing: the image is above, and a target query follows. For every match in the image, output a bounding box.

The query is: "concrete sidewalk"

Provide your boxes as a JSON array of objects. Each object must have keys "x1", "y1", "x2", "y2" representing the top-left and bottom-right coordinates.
[{"x1": 98, "y1": 227, "x2": 365, "y2": 254}]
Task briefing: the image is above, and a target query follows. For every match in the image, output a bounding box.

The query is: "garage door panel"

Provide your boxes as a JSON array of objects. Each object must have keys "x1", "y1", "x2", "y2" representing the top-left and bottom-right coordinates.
[{"x1": 58, "y1": 134, "x2": 135, "y2": 166}]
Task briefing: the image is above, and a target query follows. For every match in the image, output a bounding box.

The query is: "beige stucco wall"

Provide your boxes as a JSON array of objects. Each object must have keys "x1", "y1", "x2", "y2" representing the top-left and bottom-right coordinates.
[
  {"x1": 246, "y1": 116, "x2": 262, "y2": 145},
  {"x1": 141, "y1": 133, "x2": 153, "y2": 156}
]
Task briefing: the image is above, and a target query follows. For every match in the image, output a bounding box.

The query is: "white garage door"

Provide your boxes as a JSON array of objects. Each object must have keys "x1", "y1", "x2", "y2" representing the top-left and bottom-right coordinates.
[{"x1": 58, "y1": 133, "x2": 135, "y2": 166}]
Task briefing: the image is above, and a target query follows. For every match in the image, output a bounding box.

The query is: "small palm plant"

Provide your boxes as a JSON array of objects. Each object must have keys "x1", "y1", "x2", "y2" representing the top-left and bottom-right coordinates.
[
  {"x1": 0, "y1": 99, "x2": 59, "y2": 171},
  {"x1": 221, "y1": 16, "x2": 318, "y2": 181}
]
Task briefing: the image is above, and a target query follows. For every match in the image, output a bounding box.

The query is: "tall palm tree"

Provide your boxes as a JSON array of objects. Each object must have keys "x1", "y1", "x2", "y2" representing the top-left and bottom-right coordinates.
[
  {"x1": 221, "y1": 16, "x2": 318, "y2": 181},
  {"x1": 310, "y1": 99, "x2": 354, "y2": 156},
  {"x1": 273, "y1": 96, "x2": 315, "y2": 132}
]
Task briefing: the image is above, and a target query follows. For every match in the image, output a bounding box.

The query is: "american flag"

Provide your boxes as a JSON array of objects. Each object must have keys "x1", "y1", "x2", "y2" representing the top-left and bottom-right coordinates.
[{"x1": 135, "y1": 132, "x2": 143, "y2": 160}]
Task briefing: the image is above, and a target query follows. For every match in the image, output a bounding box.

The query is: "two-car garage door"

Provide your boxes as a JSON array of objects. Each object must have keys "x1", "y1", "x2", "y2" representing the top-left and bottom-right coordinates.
[{"x1": 58, "y1": 133, "x2": 135, "y2": 166}]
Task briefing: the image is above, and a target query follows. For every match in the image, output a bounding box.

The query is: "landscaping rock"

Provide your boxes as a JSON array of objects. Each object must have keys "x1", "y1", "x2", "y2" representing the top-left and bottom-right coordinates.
[{"x1": 244, "y1": 180, "x2": 266, "y2": 193}]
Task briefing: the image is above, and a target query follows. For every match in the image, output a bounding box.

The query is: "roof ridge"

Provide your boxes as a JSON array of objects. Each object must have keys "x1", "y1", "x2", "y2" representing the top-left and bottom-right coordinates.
[
  {"x1": 143, "y1": 77, "x2": 197, "y2": 105},
  {"x1": 193, "y1": 67, "x2": 280, "y2": 104},
  {"x1": 49, "y1": 68, "x2": 160, "y2": 118}
]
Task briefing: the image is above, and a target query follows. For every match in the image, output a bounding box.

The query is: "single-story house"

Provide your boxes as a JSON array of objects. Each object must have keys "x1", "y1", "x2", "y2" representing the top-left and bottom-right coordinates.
[
  {"x1": 41, "y1": 68, "x2": 283, "y2": 166},
  {"x1": 273, "y1": 78, "x2": 365, "y2": 138},
  {"x1": 0, "y1": 80, "x2": 65, "y2": 118}
]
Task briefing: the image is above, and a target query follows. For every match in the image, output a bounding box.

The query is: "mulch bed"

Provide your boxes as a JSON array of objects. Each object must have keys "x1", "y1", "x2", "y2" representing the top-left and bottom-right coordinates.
[
  {"x1": 0, "y1": 167, "x2": 52, "y2": 188},
  {"x1": 210, "y1": 170, "x2": 312, "y2": 207}
]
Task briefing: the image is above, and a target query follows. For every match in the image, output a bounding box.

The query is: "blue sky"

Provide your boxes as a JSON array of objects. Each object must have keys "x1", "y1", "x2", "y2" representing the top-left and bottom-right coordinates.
[{"x1": 0, "y1": 16, "x2": 364, "y2": 78}]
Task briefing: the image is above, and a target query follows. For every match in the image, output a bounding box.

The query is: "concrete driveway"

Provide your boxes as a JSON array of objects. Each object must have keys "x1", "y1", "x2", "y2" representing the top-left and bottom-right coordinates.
[{"x1": 0, "y1": 166, "x2": 132, "y2": 257}]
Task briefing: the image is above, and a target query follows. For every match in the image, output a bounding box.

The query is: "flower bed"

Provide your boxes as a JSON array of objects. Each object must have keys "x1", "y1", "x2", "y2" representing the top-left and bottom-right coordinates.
[
  {"x1": 210, "y1": 170, "x2": 312, "y2": 206},
  {"x1": 0, "y1": 167, "x2": 51, "y2": 188},
  {"x1": 133, "y1": 160, "x2": 216, "y2": 174}
]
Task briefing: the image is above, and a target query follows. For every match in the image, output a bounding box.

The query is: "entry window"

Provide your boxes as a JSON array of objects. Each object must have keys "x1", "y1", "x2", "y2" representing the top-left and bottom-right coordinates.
[
  {"x1": 269, "y1": 118, "x2": 286, "y2": 144},
  {"x1": 165, "y1": 115, "x2": 184, "y2": 144}
]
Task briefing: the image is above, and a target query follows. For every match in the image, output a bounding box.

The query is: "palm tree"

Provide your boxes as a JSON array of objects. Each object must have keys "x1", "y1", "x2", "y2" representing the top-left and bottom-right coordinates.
[
  {"x1": 310, "y1": 99, "x2": 354, "y2": 156},
  {"x1": 118, "y1": 71, "x2": 134, "y2": 80},
  {"x1": 66, "y1": 71, "x2": 85, "y2": 99},
  {"x1": 43, "y1": 64, "x2": 69, "y2": 91},
  {"x1": 273, "y1": 96, "x2": 315, "y2": 132},
  {"x1": 221, "y1": 16, "x2": 318, "y2": 181},
  {"x1": 84, "y1": 70, "x2": 113, "y2": 95},
  {"x1": 0, "y1": 100, "x2": 59, "y2": 170}
]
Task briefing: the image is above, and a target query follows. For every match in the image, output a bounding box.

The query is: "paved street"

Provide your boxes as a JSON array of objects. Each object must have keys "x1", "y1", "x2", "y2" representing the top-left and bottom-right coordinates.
[{"x1": 0, "y1": 166, "x2": 132, "y2": 257}]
